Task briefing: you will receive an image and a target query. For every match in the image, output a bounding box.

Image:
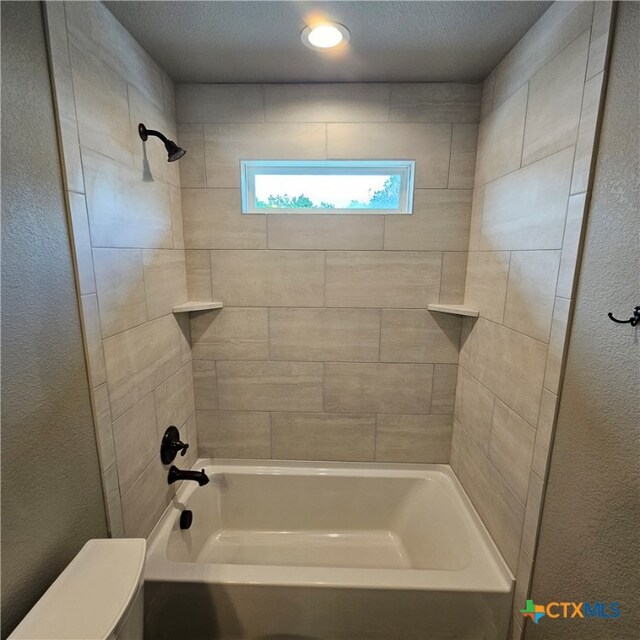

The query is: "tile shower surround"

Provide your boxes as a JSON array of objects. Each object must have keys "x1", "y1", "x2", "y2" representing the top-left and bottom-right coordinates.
[
  {"x1": 44, "y1": 3, "x2": 613, "y2": 638},
  {"x1": 176, "y1": 82, "x2": 482, "y2": 466},
  {"x1": 448, "y1": 2, "x2": 613, "y2": 636},
  {"x1": 44, "y1": 0, "x2": 194, "y2": 539}
]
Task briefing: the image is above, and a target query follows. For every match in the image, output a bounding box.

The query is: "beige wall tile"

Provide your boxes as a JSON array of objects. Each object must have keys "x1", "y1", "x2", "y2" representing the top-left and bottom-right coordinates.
[
  {"x1": 83, "y1": 148, "x2": 173, "y2": 249},
  {"x1": 475, "y1": 85, "x2": 527, "y2": 187},
  {"x1": 162, "y1": 73, "x2": 176, "y2": 120},
  {"x1": 103, "y1": 315, "x2": 183, "y2": 419},
  {"x1": 491, "y1": 0, "x2": 594, "y2": 107},
  {"x1": 481, "y1": 146, "x2": 574, "y2": 250},
  {"x1": 154, "y1": 364, "x2": 195, "y2": 432},
  {"x1": 440, "y1": 252, "x2": 468, "y2": 304},
  {"x1": 191, "y1": 307, "x2": 269, "y2": 360},
  {"x1": 265, "y1": 84, "x2": 390, "y2": 122},
  {"x1": 60, "y1": 117, "x2": 85, "y2": 194},
  {"x1": 204, "y1": 123, "x2": 326, "y2": 188},
  {"x1": 449, "y1": 124, "x2": 479, "y2": 189},
  {"x1": 192, "y1": 360, "x2": 218, "y2": 411},
  {"x1": 177, "y1": 124, "x2": 206, "y2": 188},
  {"x1": 325, "y1": 363, "x2": 433, "y2": 415},
  {"x1": 327, "y1": 123, "x2": 452, "y2": 188},
  {"x1": 458, "y1": 317, "x2": 474, "y2": 371},
  {"x1": 210, "y1": 250, "x2": 325, "y2": 307},
  {"x1": 464, "y1": 251, "x2": 510, "y2": 323},
  {"x1": 67, "y1": 192, "x2": 95, "y2": 294},
  {"x1": 176, "y1": 313, "x2": 192, "y2": 367},
  {"x1": 376, "y1": 415, "x2": 452, "y2": 463},
  {"x1": 102, "y1": 463, "x2": 124, "y2": 538},
  {"x1": 217, "y1": 361, "x2": 323, "y2": 412},
  {"x1": 68, "y1": 38, "x2": 132, "y2": 165},
  {"x1": 544, "y1": 297, "x2": 571, "y2": 393},
  {"x1": 170, "y1": 186, "x2": 184, "y2": 249},
  {"x1": 270, "y1": 308, "x2": 380, "y2": 362},
  {"x1": 532, "y1": 389, "x2": 558, "y2": 477},
  {"x1": 450, "y1": 419, "x2": 463, "y2": 472},
  {"x1": 467, "y1": 318, "x2": 547, "y2": 426},
  {"x1": 521, "y1": 471, "x2": 544, "y2": 558},
  {"x1": 489, "y1": 399, "x2": 536, "y2": 502},
  {"x1": 571, "y1": 72, "x2": 605, "y2": 194},
  {"x1": 384, "y1": 190, "x2": 472, "y2": 251},
  {"x1": 91, "y1": 384, "x2": 116, "y2": 471},
  {"x1": 556, "y1": 194, "x2": 587, "y2": 298},
  {"x1": 182, "y1": 188, "x2": 266, "y2": 249},
  {"x1": 586, "y1": 2, "x2": 613, "y2": 80},
  {"x1": 182, "y1": 414, "x2": 198, "y2": 469},
  {"x1": 142, "y1": 249, "x2": 188, "y2": 319},
  {"x1": 504, "y1": 250, "x2": 562, "y2": 343},
  {"x1": 522, "y1": 30, "x2": 589, "y2": 166},
  {"x1": 267, "y1": 214, "x2": 384, "y2": 250},
  {"x1": 271, "y1": 413, "x2": 376, "y2": 461},
  {"x1": 44, "y1": 1, "x2": 71, "y2": 83},
  {"x1": 112, "y1": 393, "x2": 158, "y2": 495},
  {"x1": 390, "y1": 84, "x2": 481, "y2": 123},
  {"x1": 458, "y1": 435, "x2": 525, "y2": 571},
  {"x1": 467, "y1": 185, "x2": 485, "y2": 251},
  {"x1": 121, "y1": 455, "x2": 172, "y2": 538},
  {"x1": 480, "y1": 72, "x2": 495, "y2": 120},
  {"x1": 513, "y1": 547, "x2": 534, "y2": 621},
  {"x1": 185, "y1": 250, "x2": 212, "y2": 300},
  {"x1": 197, "y1": 411, "x2": 270, "y2": 458},
  {"x1": 54, "y1": 73, "x2": 77, "y2": 122},
  {"x1": 65, "y1": 1, "x2": 164, "y2": 109},
  {"x1": 325, "y1": 251, "x2": 441, "y2": 308},
  {"x1": 510, "y1": 617, "x2": 523, "y2": 640},
  {"x1": 454, "y1": 367, "x2": 495, "y2": 454},
  {"x1": 79, "y1": 294, "x2": 107, "y2": 388},
  {"x1": 380, "y1": 310, "x2": 460, "y2": 364},
  {"x1": 431, "y1": 364, "x2": 457, "y2": 414},
  {"x1": 93, "y1": 248, "x2": 147, "y2": 337},
  {"x1": 177, "y1": 84, "x2": 264, "y2": 123}
]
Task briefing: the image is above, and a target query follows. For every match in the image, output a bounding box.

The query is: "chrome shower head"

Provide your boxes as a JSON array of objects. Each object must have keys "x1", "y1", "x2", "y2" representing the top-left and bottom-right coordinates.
[{"x1": 138, "y1": 123, "x2": 186, "y2": 162}]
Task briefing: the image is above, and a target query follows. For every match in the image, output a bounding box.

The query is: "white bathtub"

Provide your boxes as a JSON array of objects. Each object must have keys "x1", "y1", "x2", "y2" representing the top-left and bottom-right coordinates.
[{"x1": 145, "y1": 460, "x2": 513, "y2": 640}]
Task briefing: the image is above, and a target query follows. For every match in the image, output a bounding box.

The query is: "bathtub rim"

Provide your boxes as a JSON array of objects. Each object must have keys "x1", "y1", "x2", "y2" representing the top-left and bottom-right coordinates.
[{"x1": 145, "y1": 459, "x2": 514, "y2": 594}]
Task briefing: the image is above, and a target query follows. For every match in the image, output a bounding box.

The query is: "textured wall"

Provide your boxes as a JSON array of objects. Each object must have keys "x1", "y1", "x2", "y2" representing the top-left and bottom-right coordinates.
[
  {"x1": 176, "y1": 83, "x2": 481, "y2": 463},
  {"x1": 448, "y1": 1, "x2": 614, "y2": 635},
  {"x1": 44, "y1": 0, "x2": 196, "y2": 538},
  {"x1": 528, "y1": 2, "x2": 639, "y2": 638},
  {"x1": 0, "y1": 2, "x2": 107, "y2": 636}
]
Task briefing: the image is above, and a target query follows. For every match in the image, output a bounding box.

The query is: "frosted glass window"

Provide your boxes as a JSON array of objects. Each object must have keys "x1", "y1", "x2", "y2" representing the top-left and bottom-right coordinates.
[{"x1": 240, "y1": 160, "x2": 415, "y2": 214}]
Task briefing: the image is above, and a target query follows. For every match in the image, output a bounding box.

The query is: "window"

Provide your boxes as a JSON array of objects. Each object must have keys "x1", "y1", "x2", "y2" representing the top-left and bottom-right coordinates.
[{"x1": 240, "y1": 160, "x2": 415, "y2": 214}]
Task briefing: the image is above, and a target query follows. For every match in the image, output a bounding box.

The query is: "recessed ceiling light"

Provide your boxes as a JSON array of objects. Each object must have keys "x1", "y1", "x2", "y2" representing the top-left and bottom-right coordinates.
[{"x1": 301, "y1": 22, "x2": 350, "y2": 50}]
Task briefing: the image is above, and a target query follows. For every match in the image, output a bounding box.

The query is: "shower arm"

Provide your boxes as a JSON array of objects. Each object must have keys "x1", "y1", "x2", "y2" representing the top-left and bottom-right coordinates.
[{"x1": 138, "y1": 123, "x2": 168, "y2": 144}]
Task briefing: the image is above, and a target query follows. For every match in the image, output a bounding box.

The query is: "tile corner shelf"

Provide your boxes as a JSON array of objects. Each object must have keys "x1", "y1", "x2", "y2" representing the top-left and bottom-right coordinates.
[
  {"x1": 427, "y1": 304, "x2": 479, "y2": 318},
  {"x1": 172, "y1": 301, "x2": 224, "y2": 313}
]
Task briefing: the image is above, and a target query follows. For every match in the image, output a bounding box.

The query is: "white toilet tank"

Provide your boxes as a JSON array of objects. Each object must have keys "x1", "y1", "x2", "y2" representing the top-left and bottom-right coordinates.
[{"x1": 9, "y1": 539, "x2": 146, "y2": 640}]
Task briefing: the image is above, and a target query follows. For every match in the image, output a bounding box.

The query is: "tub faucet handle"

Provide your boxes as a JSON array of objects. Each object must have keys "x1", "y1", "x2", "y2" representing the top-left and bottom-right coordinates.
[
  {"x1": 160, "y1": 426, "x2": 189, "y2": 464},
  {"x1": 176, "y1": 441, "x2": 189, "y2": 456}
]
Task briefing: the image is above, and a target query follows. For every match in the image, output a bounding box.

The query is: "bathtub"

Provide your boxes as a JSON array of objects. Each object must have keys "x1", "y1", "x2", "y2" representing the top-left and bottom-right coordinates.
[{"x1": 145, "y1": 460, "x2": 513, "y2": 640}]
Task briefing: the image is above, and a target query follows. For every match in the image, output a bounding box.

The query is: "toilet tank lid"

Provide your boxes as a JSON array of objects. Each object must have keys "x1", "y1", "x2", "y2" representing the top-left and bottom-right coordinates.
[{"x1": 9, "y1": 539, "x2": 146, "y2": 640}]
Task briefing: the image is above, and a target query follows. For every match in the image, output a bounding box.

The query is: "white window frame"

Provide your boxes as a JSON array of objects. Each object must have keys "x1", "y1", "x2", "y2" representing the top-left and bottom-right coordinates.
[{"x1": 240, "y1": 159, "x2": 415, "y2": 215}]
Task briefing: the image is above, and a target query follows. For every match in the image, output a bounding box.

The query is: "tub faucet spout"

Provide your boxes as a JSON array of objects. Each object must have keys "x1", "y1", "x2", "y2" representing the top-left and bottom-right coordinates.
[{"x1": 167, "y1": 465, "x2": 209, "y2": 486}]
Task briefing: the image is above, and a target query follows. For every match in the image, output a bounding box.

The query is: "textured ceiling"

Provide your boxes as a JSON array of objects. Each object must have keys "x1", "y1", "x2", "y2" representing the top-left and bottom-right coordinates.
[{"x1": 105, "y1": 1, "x2": 552, "y2": 83}]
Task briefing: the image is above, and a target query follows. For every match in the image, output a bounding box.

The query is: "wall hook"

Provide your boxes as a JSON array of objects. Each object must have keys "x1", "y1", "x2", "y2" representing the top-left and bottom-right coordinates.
[{"x1": 608, "y1": 305, "x2": 640, "y2": 327}]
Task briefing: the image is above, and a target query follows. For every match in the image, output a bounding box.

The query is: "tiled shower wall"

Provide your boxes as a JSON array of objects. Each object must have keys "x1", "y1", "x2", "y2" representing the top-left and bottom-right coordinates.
[
  {"x1": 448, "y1": 1, "x2": 614, "y2": 636},
  {"x1": 176, "y1": 83, "x2": 481, "y2": 462},
  {"x1": 44, "y1": 1, "x2": 196, "y2": 538}
]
